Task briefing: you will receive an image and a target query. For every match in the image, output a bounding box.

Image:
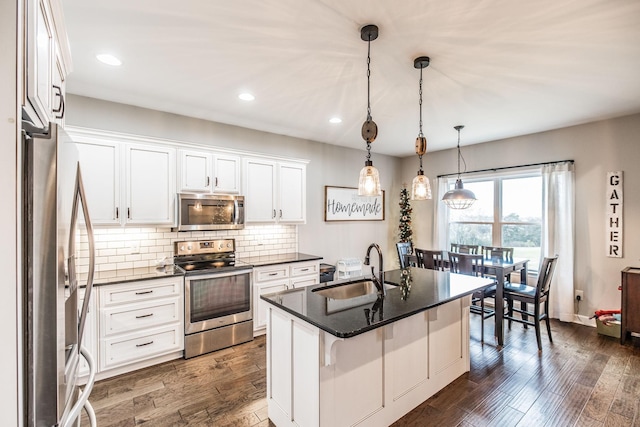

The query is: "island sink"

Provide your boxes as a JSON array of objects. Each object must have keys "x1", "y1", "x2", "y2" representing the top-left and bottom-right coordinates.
[{"x1": 312, "y1": 280, "x2": 378, "y2": 299}]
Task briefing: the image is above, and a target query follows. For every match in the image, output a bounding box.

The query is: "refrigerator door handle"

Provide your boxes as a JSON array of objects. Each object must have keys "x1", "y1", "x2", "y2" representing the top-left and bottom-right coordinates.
[{"x1": 69, "y1": 164, "x2": 96, "y2": 347}]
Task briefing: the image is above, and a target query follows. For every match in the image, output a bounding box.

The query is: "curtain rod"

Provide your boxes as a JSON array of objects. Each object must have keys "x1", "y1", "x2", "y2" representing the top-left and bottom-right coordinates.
[{"x1": 436, "y1": 159, "x2": 574, "y2": 179}]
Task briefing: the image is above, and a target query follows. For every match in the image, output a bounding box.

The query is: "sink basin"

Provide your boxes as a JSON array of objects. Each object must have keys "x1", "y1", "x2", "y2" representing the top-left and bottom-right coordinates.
[{"x1": 313, "y1": 280, "x2": 397, "y2": 299}]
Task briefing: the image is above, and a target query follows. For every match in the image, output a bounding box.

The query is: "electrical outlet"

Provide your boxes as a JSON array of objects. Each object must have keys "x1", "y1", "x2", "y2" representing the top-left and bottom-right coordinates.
[
  {"x1": 130, "y1": 241, "x2": 140, "y2": 254},
  {"x1": 574, "y1": 289, "x2": 584, "y2": 301}
]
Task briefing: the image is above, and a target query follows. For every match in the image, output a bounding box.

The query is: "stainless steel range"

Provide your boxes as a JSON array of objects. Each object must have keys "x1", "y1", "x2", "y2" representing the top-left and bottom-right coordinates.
[{"x1": 174, "y1": 239, "x2": 253, "y2": 358}]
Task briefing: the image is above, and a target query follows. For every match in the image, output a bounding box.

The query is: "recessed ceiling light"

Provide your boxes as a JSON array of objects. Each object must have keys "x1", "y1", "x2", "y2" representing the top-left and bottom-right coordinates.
[
  {"x1": 238, "y1": 93, "x2": 255, "y2": 101},
  {"x1": 96, "y1": 54, "x2": 122, "y2": 66},
  {"x1": 329, "y1": 117, "x2": 342, "y2": 124}
]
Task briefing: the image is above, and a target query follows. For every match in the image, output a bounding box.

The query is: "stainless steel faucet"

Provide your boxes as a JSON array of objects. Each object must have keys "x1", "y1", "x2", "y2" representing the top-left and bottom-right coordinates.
[{"x1": 364, "y1": 243, "x2": 385, "y2": 296}]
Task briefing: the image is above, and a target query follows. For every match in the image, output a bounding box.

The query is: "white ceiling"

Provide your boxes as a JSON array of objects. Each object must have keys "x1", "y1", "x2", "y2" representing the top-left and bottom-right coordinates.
[{"x1": 61, "y1": 0, "x2": 640, "y2": 157}]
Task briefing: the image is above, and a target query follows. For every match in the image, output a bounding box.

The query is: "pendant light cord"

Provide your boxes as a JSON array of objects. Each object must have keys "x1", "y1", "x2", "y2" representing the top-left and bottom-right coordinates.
[
  {"x1": 456, "y1": 127, "x2": 468, "y2": 179},
  {"x1": 366, "y1": 34, "x2": 372, "y2": 122},
  {"x1": 418, "y1": 67, "x2": 424, "y2": 170}
]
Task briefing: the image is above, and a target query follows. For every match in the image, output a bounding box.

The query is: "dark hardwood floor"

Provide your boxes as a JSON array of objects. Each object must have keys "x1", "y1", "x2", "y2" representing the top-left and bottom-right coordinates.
[{"x1": 82, "y1": 319, "x2": 640, "y2": 426}]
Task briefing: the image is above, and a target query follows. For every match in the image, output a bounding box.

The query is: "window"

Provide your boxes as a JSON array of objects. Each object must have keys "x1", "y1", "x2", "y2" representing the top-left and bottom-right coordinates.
[{"x1": 447, "y1": 172, "x2": 542, "y2": 270}]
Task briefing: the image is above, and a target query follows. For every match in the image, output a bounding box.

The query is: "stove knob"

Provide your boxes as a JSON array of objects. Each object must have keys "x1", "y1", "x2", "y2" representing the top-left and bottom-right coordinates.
[
  {"x1": 180, "y1": 245, "x2": 185, "y2": 252},
  {"x1": 226, "y1": 243, "x2": 232, "y2": 248},
  {"x1": 187, "y1": 245, "x2": 192, "y2": 251}
]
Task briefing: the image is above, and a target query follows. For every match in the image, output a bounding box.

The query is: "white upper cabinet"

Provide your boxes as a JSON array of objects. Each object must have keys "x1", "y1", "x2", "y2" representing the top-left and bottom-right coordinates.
[
  {"x1": 243, "y1": 158, "x2": 307, "y2": 224},
  {"x1": 278, "y1": 162, "x2": 306, "y2": 223},
  {"x1": 125, "y1": 144, "x2": 175, "y2": 225},
  {"x1": 178, "y1": 149, "x2": 240, "y2": 194},
  {"x1": 24, "y1": 0, "x2": 71, "y2": 127},
  {"x1": 75, "y1": 138, "x2": 120, "y2": 225},
  {"x1": 243, "y1": 158, "x2": 277, "y2": 222},
  {"x1": 69, "y1": 129, "x2": 176, "y2": 226}
]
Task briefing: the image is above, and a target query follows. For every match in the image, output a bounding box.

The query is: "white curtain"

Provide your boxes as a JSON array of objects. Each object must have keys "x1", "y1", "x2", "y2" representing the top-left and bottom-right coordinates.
[
  {"x1": 434, "y1": 177, "x2": 450, "y2": 250},
  {"x1": 541, "y1": 162, "x2": 575, "y2": 322}
]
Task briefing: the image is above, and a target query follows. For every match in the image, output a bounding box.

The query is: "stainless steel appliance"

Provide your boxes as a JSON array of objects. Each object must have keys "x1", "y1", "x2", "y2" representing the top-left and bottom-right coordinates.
[
  {"x1": 174, "y1": 239, "x2": 253, "y2": 358},
  {"x1": 174, "y1": 193, "x2": 245, "y2": 232},
  {"x1": 23, "y1": 122, "x2": 97, "y2": 427}
]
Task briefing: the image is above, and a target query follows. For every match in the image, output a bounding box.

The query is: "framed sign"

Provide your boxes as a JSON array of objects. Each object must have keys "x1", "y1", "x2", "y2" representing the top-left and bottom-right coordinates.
[
  {"x1": 606, "y1": 171, "x2": 623, "y2": 257},
  {"x1": 324, "y1": 186, "x2": 385, "y2": 221}
]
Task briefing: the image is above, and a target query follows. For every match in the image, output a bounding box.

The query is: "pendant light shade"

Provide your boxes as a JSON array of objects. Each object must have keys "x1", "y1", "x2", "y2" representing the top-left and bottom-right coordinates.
[
  {"x1": 357, "y1": 24, "x2": 382, "y2": 196},
  {"x1": 411, "y1": 56, "x2": 432, "y2": 201},
  {"x1": 442, "y1": 125, "x2": 476, "y2": 209}
]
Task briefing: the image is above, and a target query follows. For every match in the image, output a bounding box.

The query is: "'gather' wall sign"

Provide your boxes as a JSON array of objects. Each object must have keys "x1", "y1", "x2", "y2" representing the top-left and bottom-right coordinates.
[{"x1": 606, "y1": 171, "x2": 623, "y2": 258}]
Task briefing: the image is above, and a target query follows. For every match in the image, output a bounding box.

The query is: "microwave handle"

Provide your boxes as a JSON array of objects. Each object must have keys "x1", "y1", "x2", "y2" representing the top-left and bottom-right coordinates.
[{"x1": 235, "y1": 198, "x2": 244, "y2": 224}]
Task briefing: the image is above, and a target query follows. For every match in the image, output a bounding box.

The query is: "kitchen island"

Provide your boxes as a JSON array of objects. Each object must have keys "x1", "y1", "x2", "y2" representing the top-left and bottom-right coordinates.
[{"x1": 260, "y1": 267, "x2": 495, "y2": 427}]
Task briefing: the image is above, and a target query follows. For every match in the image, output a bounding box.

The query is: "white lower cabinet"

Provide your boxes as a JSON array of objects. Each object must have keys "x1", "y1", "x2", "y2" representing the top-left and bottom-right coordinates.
[
  {"x1": 78, "y1": 288, "x2": 97, "y2": 379},
  {"x1": 98, "y1": 277, "x2": 184, "y2": 374},
  {"x1": 253, "y1": 260, "x2": 319, "y2": 331}
]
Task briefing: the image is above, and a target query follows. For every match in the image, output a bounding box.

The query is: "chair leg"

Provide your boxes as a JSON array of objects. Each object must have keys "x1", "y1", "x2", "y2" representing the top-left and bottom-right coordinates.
[
  {"x1": 480, "y1": 291, "x2": 485, "y2": 343},
  {"x1": 534, "y1": 303, "x2": 542, "y2": 351},
  {"x1": 545, "y1": 300, "x2": 553, "y2": 343},
  {"x1": 521, "y1": 301, "x2": 528, "y2": 329},
  {"x1": 507, "y1": 297, "x2": 513, "y2": 329}
]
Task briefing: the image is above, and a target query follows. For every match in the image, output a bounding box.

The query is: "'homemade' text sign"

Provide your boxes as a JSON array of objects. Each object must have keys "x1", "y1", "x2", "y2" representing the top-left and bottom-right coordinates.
[{"x1": 324, "y1": 186, "x2": 385, "y2": 221}]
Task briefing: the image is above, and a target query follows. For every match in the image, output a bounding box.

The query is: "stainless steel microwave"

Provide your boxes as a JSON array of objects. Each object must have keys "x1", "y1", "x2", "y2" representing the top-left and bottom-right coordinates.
[{"x1": 174, "y1": 193, "x2": 245, "y2": 231}]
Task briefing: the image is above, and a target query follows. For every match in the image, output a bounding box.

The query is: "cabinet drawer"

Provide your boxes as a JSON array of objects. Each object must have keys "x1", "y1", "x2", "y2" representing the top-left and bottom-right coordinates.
[
  {"x1": 291, "y1": 261, "x2": 319, "y2": 277},
  {"x1": 255, "y1": 265, "x2": 289, "y2": 282},
  {"x1": 290, "y1": 276, "x2": 318, "y2": 288},
  {"x1": 102, "y1": 297, "x2": 181, "y2": 337},
  {"x1": 101, "y1": 324, "x2": 183, "y2": 371},
  {"x1": 100, "y1": 278, "x2": 181, "y2": 306}
]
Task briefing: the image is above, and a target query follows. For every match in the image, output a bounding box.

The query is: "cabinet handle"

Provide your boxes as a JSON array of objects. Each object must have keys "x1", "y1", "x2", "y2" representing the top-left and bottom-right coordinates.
[
  {"x1": 301, "y1": 268, "x2": 309, "y2": 272},
  {"x1": 273, "y1": 209, "x2": 276, "y2": 219},
  {"x1": 135, "y1": 290, "x2": 153, "y2": 295},
  {"x1": 215, "y1": 177, "x2": 218, "y2": 187},
  {"x1": 268, "y1": 272, "x2": 278, "y2": 276},
  {"x1": 135, "y1": 313, "x2": 154, "y2": 319},
  {"x1": 136, "y1": 341, "x2": 154, "y2": 348},
  {"x1": 206, "y1": 176, "x2": 210, "y2": 187},
  {"x1": 115, "y1": 207, "x2": 119, "y2": 219},
  {"x1": 52, "y1": 85, "x2": 65, "y2": 119},
  {"x1": 128, "y1": 208, "x2": 131, "y2": 219},
  {"x1": 279, "y1": 209, "x2": 283, "y2": 218}
]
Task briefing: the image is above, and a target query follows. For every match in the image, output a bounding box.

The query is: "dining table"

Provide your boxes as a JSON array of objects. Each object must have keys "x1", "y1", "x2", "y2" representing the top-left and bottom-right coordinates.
[{"x1": 402, "y1": 253, "x2": 529, "y2": 346}]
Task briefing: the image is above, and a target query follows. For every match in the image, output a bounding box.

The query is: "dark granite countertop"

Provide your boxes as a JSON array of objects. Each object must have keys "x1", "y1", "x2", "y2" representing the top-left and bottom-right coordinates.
[
  {"x1": 89, "y1": 265, "x2": 185, "y2": 286},
  {"x1": 238, "y1": 252, "x2": 322, "y2": 267},
  {"x1": 260, "y1": 267, "x2": 496, "y2": 338}
]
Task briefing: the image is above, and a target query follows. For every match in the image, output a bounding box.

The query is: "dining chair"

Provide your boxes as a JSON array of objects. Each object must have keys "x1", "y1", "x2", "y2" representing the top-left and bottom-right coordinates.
[
  {"x1": 450, "y1": 243, "x2": 479, "y2": 254},
  {"x1": 396, "y1": 242, "x2": 413, "y2": 269},
  {"x1": 415, "y1": 249, "x2": 445, "y2": 271},
  {"x1": 503, "y1": 255, "x2": 558, "y2": 351},
  {"x1": 482, "y1": 246, "x2": 514, "y2": 262},
  {"x1": 448, "y1": 252, "x2": 496, "y2": 342}
]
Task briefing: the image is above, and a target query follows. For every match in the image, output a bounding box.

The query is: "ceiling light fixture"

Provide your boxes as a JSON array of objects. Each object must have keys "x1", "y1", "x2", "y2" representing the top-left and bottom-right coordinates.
[
  {"x1": 329, "y1": 117, "x2": 342, "y2": 124},
  {"x1": 96, "y1": 54, "x2": 122, "y2": 66},
  {"x1": 357, "y1": 24, "x2": 382, "y2": 197},
  {"x1": 442, "y1": 125, "x2": 477, "y2": 209},
  {"x1": 238, "y1": 93, "x2": 255, "y2": 101},
  {"x1": 411, "y1": 56, "x2": 432, "y2": 201}
]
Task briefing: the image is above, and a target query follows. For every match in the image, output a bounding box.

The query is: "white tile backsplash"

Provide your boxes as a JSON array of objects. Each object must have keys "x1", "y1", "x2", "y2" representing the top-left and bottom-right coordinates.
[{"x1": 76, "y1": 224, "x2": 298, "y2": 273}]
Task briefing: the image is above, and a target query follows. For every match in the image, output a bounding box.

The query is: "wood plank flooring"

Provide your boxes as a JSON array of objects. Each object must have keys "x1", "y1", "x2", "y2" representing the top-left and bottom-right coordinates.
[{"x1": 82, "y1": 319, "x2": 640, "y2": 426}]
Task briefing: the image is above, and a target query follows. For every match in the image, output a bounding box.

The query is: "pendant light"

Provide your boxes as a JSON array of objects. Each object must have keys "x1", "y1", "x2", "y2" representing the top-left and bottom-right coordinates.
[
  {"x1": 442, "y1": 125, "x2": 477, "y2": 209},
  {"x1": 411, "y1": 56, "x2": 432, "y2": 201},
  {"x1": 357, "y1": 24, "x2": 382, "y2": 196}
]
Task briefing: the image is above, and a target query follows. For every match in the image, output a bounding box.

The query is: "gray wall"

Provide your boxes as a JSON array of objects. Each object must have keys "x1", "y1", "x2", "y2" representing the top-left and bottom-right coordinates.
[
  {"x1": 402, "y1": 113, "x2": 640, "y2": 319},
  {"x1": 66, "y1": 94, "x2": 404, "y2": 270}
]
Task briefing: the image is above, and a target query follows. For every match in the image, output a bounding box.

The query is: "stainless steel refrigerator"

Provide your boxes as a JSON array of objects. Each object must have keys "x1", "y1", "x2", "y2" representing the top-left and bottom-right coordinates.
[{"x1": 23, "y1": 122, "x2": 97, "y2": 426}]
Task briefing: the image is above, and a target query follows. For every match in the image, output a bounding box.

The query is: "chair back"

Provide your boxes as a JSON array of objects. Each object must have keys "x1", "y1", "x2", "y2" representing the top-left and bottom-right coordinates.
[
  {"x1": 396, "y1": 242, "x2": 413, "y2": 269},
  {"x1": 450, "y1": 243, "x2": 479, "y2": 254},
  {"x1": 536, "y1": 255, "x2": 558, "y2": 297},
  {"x1": 482, "y1": 246, "x2": 514, "y2": 262},
  {"x1": 448, "y1": 252, "x2": 484, "y2": 277},
  {"x1": 415, "y1": 249, "x2": 445, "y2": 271}
]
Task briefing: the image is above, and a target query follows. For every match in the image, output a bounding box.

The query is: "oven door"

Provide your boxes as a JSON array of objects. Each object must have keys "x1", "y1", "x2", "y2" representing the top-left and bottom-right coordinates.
[{"x1": 184, "y1": 268, "x2": 253, "y2": 334}]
